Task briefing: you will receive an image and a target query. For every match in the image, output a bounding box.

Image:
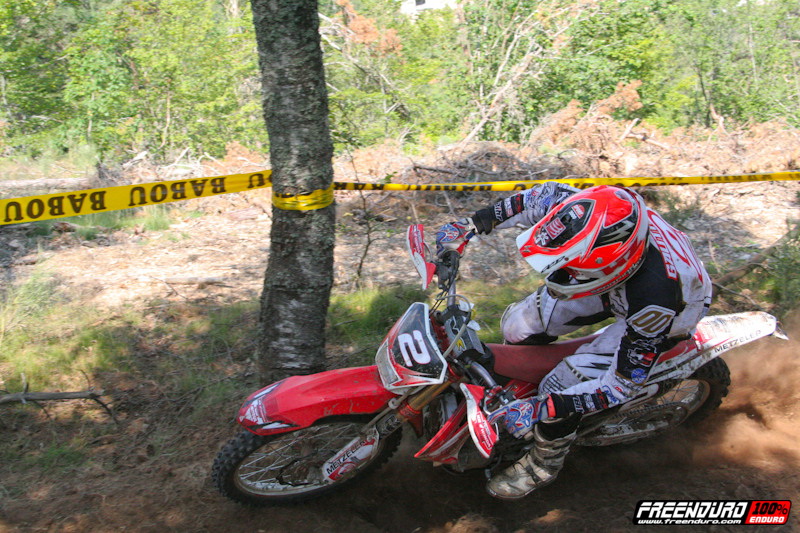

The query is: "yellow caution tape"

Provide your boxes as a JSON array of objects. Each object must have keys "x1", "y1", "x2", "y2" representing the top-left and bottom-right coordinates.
[
  {"x1": 272, "y1": 183, "x2": 335, "y2": 211},
  {"x1": 1, "y1": 169, "x2": 798, "y2": 226},
  {"x1": 1, "y1": 170, "x2": 272, "y2": 226},
  {"x1": 331, "y1": 170, "x2": 800, "y2": 191}
]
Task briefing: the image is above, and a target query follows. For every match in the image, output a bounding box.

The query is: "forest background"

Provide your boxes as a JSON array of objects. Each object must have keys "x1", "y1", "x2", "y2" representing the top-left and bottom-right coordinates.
[
  {"x1": 2, "y1": 0, "x2": 799, "y2": 165},
  {"x1": 2, "y1": 1, "x2": 800, "y2": 531}
]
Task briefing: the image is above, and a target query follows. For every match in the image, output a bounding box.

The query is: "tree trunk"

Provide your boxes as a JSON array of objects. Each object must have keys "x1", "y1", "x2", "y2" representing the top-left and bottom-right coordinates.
[{"x1": 251, "y1": 0, "x2": 335, "y2": 381}]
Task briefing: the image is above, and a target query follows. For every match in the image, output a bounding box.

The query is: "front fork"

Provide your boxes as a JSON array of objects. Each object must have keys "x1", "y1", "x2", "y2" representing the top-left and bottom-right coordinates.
[
  {"x1": 373, "y1": 351, "x2": 514, "y2": 438},
  {"x1": 374, "y1": 375, "x2": 459, "y2": 438},
  {"x1": 322, "y1": 338, "x2": 508, "y2": 482},
  {"x1": 318, "y1": 376, "x2": 459, "y2": 485}
]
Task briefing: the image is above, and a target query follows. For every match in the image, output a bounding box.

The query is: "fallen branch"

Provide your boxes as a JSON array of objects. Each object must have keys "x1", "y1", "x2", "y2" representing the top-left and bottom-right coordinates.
[
  {"x1": 0, "y1": 389, "x2": 105, "y2": 405},
  {"x1": 711, "y1": 282, "x2": 765, "y2": 310},
  {"x1": 0, "y1": 387, "x2": 118, "y2": 422},
  {"x1": 412, "y1": 164, "x2": 461, "y2": 176},
  {"x1": 163, "y1": 276, "x2": 229, "y2": 287},
  {"x1": 618, "y1": 118, "x2": 640, "y2": 143},
  {"x1": 624, "y1": 131, "x2": 671, "y2": 151},
  {"x1": 713, "y1": 223, "x2": 800, "y2": 286}
]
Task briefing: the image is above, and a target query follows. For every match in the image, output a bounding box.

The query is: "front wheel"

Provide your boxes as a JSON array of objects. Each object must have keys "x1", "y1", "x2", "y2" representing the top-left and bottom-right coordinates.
[
  {"x1": 212, "y1": 416, "x2": 402, "y2": 506},
  {"x1": 577, "y1": 357, "x2": 731, "y2": 447}
]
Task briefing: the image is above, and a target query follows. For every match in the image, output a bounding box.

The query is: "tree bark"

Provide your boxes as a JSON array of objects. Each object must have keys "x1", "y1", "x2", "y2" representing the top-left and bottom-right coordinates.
[{"x1": 251, "y1": 0, "x2": 335, "y2": 381}]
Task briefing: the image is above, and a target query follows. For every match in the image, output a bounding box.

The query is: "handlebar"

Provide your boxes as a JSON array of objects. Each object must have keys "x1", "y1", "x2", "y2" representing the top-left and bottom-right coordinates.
[
  {"x1": 434, "y1": 225, "x2": 476, "y2": 290},
  {"x1": 435, "y1": 250, "x2": 460, "y2": 291},
  {"x1": 423, "y1": 224, "x2": 513, "y2": 407}
]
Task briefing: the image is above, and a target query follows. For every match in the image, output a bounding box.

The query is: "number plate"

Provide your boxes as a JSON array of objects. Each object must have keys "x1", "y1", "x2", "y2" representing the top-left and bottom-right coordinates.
[{"x1": 376, "y1": 302, "x2": 447, "y2": 391}]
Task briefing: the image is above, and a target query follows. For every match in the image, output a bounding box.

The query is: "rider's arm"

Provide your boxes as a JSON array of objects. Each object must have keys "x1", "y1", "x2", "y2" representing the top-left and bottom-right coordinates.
[
  {"x1": 472, "y1": 181, "x2": 579, "y2": 234},
  {"x1": 550, "y1": 254, "x2": 686, "y2": 416},
  {"x1": 548, "y1": 325, "x2": 678, "y2": 419}
]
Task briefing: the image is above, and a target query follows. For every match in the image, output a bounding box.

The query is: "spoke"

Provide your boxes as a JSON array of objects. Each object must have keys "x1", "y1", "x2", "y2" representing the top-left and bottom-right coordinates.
[
  {"x1": 587, "y1": 379, "x2": 711, "y2": 444},
  {"x1": 234, "y1": 421, "x2": 368, "y2": 496}
]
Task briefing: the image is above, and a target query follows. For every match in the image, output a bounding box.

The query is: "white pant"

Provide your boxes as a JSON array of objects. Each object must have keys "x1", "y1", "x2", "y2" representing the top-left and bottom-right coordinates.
[
  {"x1": 501, "y1": 287, "x2": 630, "y2": 399},
  {"x1": 500, "y1": 286, "x2": 706, "y2": 405},
  {"x1": 501, "y1": 286, "x2": 608, "y2": 343}
]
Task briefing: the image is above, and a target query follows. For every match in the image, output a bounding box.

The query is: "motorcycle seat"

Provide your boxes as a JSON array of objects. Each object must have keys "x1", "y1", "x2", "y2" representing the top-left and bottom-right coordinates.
[{"x1": 487, "y1": 334, "x2": 599, "y2": 385}]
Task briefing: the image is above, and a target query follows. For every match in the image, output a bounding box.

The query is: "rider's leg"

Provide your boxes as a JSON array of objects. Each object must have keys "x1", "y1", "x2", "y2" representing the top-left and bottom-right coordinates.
[
  {"x1": 500, "y1": 286, "x2": 611, "y2": 345},
  {"x1": 486, "y1": 413, "x2": 580, "y2": 500},
  {"x1": 537, "y1": 320, "x2": 627, "y2": 395},
  {"x1": 488, "y1": 302, "x2": 622, "y2": 500}
]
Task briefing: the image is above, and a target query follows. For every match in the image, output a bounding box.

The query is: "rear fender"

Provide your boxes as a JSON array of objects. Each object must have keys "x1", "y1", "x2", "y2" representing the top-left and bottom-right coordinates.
[
  {"x1": 237, "y1": 366, "x2": 398, "y2": 436},
  {"x1": 648, "y1": 311, "x2": 784, "y2": 383}
]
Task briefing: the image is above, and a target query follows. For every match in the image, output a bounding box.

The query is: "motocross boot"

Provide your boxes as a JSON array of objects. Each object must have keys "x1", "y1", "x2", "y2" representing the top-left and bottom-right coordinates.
[{"x1": 486, "y1": 425, "x2": 577, "y2": 500}]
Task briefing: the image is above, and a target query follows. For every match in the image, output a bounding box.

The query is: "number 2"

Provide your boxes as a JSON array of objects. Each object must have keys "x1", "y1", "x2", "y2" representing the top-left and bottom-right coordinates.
[{"x1": 397, "y1": 331, "x2": 431, "y2": 366}]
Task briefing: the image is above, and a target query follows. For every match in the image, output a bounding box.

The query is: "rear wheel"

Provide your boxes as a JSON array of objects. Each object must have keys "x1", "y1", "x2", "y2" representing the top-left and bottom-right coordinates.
[
  {"x1": 212, "y1": 416, "x2": 401, "y2": 505},
  {"x1": 577, "y1": 358, "x2": 730, "y2": 446}
]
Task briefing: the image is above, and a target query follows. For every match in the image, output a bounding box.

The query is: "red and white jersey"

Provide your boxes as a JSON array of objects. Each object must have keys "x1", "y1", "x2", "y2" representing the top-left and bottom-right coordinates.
[
  {"x1": 493, "y1": 183, "x2": 712, "y2": 412},
  {"x1": 614, "y1": 208, "x2": 712, "y2": 342}
]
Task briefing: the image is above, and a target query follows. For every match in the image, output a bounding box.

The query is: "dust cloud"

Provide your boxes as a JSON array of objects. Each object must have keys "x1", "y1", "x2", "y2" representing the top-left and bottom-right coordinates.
[
  {"x1": 693, "y1": 313, "x2": 800, "y2": 472},
  {"x1": 426, "y1": 315, "x2": 800, "y2": 533}
]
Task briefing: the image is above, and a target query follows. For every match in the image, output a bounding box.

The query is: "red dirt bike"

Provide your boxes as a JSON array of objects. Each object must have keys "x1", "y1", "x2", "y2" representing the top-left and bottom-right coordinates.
[{"x1": 212, "y1": 225, "x2": 787, "y2": 505}]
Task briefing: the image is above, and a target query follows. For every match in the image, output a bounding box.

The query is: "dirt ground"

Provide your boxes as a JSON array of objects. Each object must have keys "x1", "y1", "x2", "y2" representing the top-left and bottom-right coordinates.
[
  {"x1": 1, "y1": 315, "x2": 798, "y2": 533},
  {"x1": 2, "y1": 104, "x2": 800, "y2": 532},
  {"x1": 2, "y1": 183, "x2": 799, "y2": 532}
]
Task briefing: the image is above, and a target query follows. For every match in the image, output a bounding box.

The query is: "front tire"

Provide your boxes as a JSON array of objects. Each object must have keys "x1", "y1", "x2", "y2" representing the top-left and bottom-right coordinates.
[
  {"x1": 578, "y1": 357, "x2": 731, "y2": 446},
  {"x1": 212, "y1": 416, "x2": 401, "y2": 506}
]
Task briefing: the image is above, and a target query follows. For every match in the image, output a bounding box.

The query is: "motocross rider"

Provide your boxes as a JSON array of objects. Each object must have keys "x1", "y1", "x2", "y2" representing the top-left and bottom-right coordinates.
[{"x1": 435, "y1": 182, "x2": 712, "y2": 500}]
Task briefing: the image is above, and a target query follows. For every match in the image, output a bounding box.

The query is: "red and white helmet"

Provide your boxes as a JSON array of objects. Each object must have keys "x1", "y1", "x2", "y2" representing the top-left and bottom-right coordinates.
[{"x1": 516, "y1": 185, "x2": 649, "y2": 300}]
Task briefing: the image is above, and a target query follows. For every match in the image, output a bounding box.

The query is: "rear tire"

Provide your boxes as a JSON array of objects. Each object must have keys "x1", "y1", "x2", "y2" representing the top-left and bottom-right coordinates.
[
  {"x1": 578, "y1": 357, "x2": 731, "y2": 446},
  {"x1": 212, "y1": 416, "x2": 401, "y2": 506},
  {"x1": 681, "y1": 356, "x2": 731, "y2": 424}
]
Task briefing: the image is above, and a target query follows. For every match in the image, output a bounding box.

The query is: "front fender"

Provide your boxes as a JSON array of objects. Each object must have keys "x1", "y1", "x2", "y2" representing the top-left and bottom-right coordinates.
[{"x1": 237, "y1": 366, "x2": 398, "y2": 436}]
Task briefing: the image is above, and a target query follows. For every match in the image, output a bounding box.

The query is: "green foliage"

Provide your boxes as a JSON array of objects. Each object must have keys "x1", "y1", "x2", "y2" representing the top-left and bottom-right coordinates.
[
  {"x1": 534, "y1": 0, "x2": 674, "y2": 119},
  {"x1": 322, "y1": 3, "x2": 469, "y2": 148},
  {"x1": 0, "y1": 0, "x2": 77, "y2": 141},
  {"x1": 2, "y1": 0, "x2": 265, "y2": 160},
  {"x1": 1, "y1": 0, "x2": 798, "y2": 160},
  {"x1": 766, "y1": 227, "x2": 800, "y2": 316},
  {"x1": 664, "y1": 0, "x2": 800, "y2": 126},
  {"x1": 61, "y1": 0, "x2": 264, "y2": 158}
]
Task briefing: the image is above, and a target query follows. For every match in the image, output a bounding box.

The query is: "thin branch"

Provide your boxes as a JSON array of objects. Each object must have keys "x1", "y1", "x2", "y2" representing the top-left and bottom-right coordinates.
[
  {"x1": 713, "y1": 223, "x2": 800, "y2": 286},
  {"x1": 0, "y1": 388, "x2": 119, "y2": 422},
  {"x1": 0, "y1": 388, "x2": 102, "y2": 404},
  {"x1": 712, "y1": 282, "x2": 766, "y2": 311}
]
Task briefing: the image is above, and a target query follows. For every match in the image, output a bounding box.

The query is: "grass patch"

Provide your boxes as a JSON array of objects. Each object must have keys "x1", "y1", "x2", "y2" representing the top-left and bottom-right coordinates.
[
  {"x1": 0, "y1": 143, "x2": 99, "y2": 182},
  {"x1": 0, "y1": 301, "x2": 141, "y2": 392},
  {"x1": 30, "y1": 204, "x2": 178, "y2": 239},
  {"x1": 457, "y1": 274, "x2": 541, "y2": 343},
  {"x1": 639, "y1": 188, "x2": 702, "y2": 229},
  {"x1": 770, "y1": 234, "x2": 800, "y2": 314},
  {"x1": 328, "y1": 285, "x2": 429, "y2": 356},
  {"x1": 0, "y1": 271, "x2": 260, "y2": 397},
  {"x1": 0, "y1": 270, "x2": 63, "y2": 344},
  {"x1": 752, "y1": 225, "x2": 800, "y2": 317},
  {"x1": 327, "y1": 274, "x2": 544, "y2": 361},
  {"x1": 711, "y1": 222, "x2": 800, "y2": 318},
  {"x1": 21, "y1": 442, "x2": 87, "y2": 473}
]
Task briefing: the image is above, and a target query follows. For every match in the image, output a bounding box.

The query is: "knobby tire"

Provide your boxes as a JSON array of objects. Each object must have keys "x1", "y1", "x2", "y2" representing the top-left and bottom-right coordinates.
[{"x1": 212, "y1": 415, "x2": 401, "y2": 506}]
